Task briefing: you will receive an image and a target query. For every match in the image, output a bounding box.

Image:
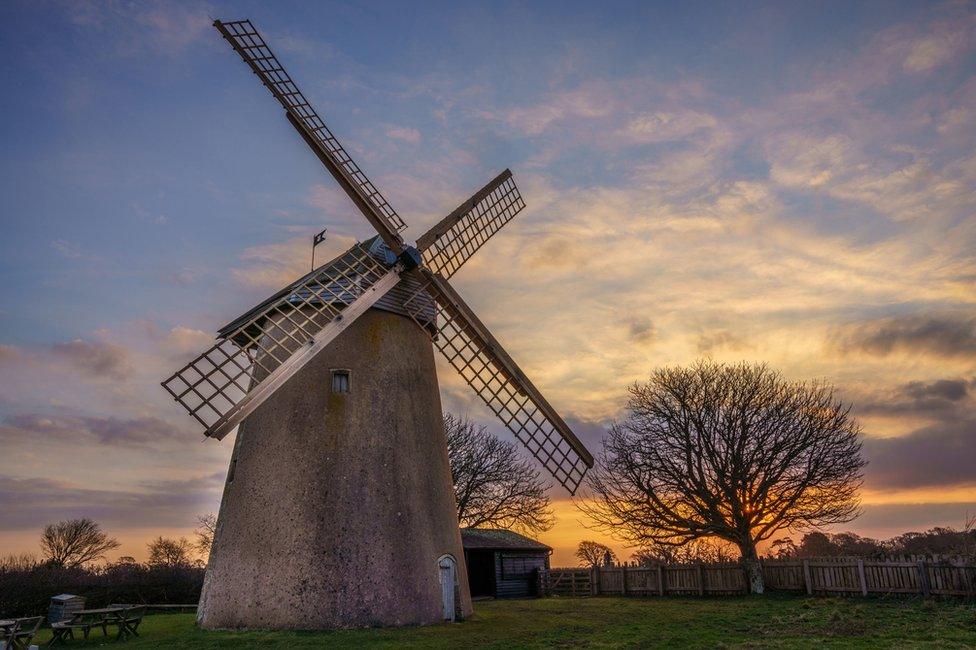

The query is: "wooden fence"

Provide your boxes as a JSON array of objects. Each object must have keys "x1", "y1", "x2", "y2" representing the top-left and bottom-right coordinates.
[{"x1": 540, "y1": 558, "x2": 976, "y2": 598}]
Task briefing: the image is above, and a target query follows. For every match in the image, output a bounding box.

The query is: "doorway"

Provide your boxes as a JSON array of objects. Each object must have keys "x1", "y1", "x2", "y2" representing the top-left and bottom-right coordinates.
[
  {"x1": 437, "y1": 555, "x2": 457, "y2": 621},
  {"x1": 466, "y1": 550, "x2": 496, "y2": 598}
]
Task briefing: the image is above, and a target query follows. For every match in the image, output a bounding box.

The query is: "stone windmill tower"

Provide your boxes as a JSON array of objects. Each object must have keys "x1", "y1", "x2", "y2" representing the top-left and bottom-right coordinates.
[{"x1": 162, "y1": 19, "x2": 594, "y2": 631}]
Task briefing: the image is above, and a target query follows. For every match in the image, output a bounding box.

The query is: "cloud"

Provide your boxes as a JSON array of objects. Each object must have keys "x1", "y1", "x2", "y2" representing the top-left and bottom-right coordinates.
[
  {"x1": 626, "y1": 317, "x2": 655, "y2": 343},
  {"x1": 0, "y1": 472, "x2": 224, "y2": 532},
  {"x1": 0, "y1": 413, "x2": 188, "y2": 446},
  {"x1": 766, "y1": 133, "x2": 853, "y2": 189},
  {"x1": 231, "y1": 233, "x2": 357, "y2": 290},
  {"x1": 902, "y1": 378, "x2": 969, "y2": 402},
  {"x1": 160, "y1": 326, "x2": 212, "y2": 359},
  {"x1": 853, "y1": 377, "x2": 973, "y2": 422},
  {"x1": 624, "y1": 110, "x2": 717, "y2": 144},
  {"x1": 853, "y1": 501, "x2": 976, "y2": 536},
  {"x1": 862, "y1": 417, "x2": 976, "y2": 490},
  {"x1": 0, "y1": 344, "x2": 22, "y2": 363},
  {"x1": 902, "y1": 25, "x2": 970, "y2": 73},
  {"x1": 696, "y1": 330, "x2": 748, "y2": 354},
  {"x1": 66, "y1": 0, "x2": 213, "y2": 57},
  {"x1": 386, "y1": 125, "x2": 421, "y2": 144},
  {"x1": 51, "y1": 339, "x2": 132, "y2": 379},
  {"x1": 835, "y1": 314, "x2": 976, "y2": 358},
  {"x1": 170, "y1": 268, "x2": 197, "y2": 285},
  {"x1": 52, "y1": 239, "x2": 101, "y2": 262},
  {"x1": 502, "y1": 85, "x2": 616, "y2": 135}
]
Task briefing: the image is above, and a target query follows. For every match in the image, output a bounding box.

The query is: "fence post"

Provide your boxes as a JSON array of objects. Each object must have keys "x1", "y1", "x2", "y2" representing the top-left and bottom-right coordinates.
[
  {"x1": 802, "y1": 559, "x2": 812, "y2": 595},
  {"x1": 658, "y1": 564, "x2": 665, "y2": 596},
  {"x1": 592, "y1": 567, "x2": 599, "y2": 596},
  {"x1": 621, "y1": 566, "x2": 628, "y2": 596},
  {"x1": 697, "y1": 563, "x2": 705, "y2": 596},
  {"x1": 743, "y1": 562, "x2": 751, "y2": 595},
  {"x1": 917, "y1": 560, "x2": 931, "y2": 597},
  {"x1": 857, "y1": 559, "x2": 868, "y2": 596}
]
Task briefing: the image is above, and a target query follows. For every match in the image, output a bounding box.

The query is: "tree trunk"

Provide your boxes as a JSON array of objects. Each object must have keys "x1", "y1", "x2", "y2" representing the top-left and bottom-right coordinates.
[{"x1": 738, "y1": 541, "x2": 764, "y2": 594}]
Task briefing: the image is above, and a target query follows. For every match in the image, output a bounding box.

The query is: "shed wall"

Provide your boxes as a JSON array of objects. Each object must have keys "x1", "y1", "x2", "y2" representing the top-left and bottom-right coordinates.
[{"x1": 493, "y1": 551, "x2": 549, "y2": 598}]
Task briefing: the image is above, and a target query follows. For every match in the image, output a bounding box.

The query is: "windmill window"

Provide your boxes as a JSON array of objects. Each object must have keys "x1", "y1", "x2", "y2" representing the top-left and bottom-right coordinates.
[{"x1": 331, "y1": 369, "x2": 351, "y2": 394}]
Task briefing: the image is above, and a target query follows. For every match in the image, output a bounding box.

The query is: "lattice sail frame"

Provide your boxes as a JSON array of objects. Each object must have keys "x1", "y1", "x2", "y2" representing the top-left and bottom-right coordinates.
[
  {"x1": 215, "y1": 19, "x2": 406, "y2": 237},
  {"x1": 167, "y1": 18, "x2": 593, "y2": 491},
  {"x1": 404, "y1": 274, "x2": 591, "y2": 493},
  {"x1": 418, "y1": 171, "x2": 525, "y2": 278},
  {"x1": 162, "y1": 245, "x2": 390, "y2": 439}
]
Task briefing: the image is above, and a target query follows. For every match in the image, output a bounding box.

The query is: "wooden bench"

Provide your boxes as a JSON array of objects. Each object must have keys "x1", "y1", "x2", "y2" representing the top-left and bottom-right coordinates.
[
  {"x1": 114, "y1": 606, "x2": 146, "y2": 640},
  {"x1": 49, "y1": 605, "x2": 140, "y2": 644},
  {"x1": 49, "y1": 605, "x2": 147, "y2": 644},
  {"x1": 4, "y1": 616, "x2": 42, "y2": 650},
  {"x1": 49, "y1": 616, "x2": 96, "y2": 644}
]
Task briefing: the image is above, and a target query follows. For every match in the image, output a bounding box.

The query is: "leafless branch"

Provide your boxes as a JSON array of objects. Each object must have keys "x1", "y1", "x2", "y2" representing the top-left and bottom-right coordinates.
[{"x1": 446, "y1": 413, "x2": 555, "y2": 534}]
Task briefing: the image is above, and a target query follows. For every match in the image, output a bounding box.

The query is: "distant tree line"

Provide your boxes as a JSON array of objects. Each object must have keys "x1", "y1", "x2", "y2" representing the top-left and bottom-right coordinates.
[
  {"x1": 0, "y1": 517, "x2": 216, "y2": 617},
  {"x1": 770, "y1": 518, "x2": 976, "y2": 559},
  {"x1": 572, "y1": 518, "x2": 975, "y2": 570}
]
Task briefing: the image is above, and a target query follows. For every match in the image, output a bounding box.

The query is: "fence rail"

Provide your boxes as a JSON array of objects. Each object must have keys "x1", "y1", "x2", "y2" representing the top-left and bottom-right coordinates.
[{"x1": 541, "y1": 558, "x2": 976, "y2": 599}]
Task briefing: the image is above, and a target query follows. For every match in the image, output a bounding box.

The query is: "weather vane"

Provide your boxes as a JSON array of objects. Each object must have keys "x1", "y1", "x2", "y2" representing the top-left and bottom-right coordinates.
[{"x1": 311, "y1": 227, "x2": 327, "y2": 271}]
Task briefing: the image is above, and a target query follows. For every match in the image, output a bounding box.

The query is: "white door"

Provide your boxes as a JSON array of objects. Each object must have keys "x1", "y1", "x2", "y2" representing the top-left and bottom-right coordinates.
[{"x1": 438, "y1": 555, "x2": 456, "y2": 621}]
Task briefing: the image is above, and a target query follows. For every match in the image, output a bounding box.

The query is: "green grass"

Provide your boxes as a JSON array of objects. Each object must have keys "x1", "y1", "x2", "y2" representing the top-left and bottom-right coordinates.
[{"x1": 31, "y1": 595, "x2": 976, "y2": 648}]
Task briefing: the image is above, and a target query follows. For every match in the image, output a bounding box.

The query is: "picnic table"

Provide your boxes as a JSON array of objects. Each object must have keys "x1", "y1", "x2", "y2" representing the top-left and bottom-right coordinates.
[
  {"x1": 50, "y1": 606, "x2": 144, "y2": 644},
  {"x1": 0, "y1": 620, "x2": 15, "y2": 646},
  {"x1": 2, "y1": 616, "x2": 43, "y2": 649}
]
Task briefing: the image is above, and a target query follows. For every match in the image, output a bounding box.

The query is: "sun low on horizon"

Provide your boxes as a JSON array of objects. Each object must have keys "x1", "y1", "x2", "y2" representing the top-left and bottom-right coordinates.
[{"x1": 1, "y1": 0, "x2": 974, "y2": 572}]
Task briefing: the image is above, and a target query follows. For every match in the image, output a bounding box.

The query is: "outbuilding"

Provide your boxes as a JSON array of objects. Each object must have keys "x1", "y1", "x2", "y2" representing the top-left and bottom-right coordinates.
[{"x1": 461, "y1": 528, "x2": 551, "y2": 599}]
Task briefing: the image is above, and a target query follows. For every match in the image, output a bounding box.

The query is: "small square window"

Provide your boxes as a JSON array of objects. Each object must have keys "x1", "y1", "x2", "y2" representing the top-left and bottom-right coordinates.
[{"x1": 331, "y1": 369, "x2": 350, "y2": 394}]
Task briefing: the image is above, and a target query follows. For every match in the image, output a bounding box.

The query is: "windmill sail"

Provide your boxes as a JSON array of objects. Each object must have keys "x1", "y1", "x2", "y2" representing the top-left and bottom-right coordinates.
[
  {"x1": 166, "y1": 18, "x2": 594, "y2": 492},
  {"x1": 405, "y1": 270, "x2": 594, "y2": 494},
  {"x1": 214, "y1": 19, "x2": 406, "y2": 251},
  {"x1": 162, "y1": 244, "x2": 397, "y2": 440},
  {"x1": 417, "y1": 170, "x2": 525, "y2": 278}
]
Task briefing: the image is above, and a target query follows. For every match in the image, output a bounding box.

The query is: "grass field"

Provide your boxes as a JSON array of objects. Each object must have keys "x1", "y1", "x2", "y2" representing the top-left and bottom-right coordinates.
[{"x1": 31, "y1": 595, "x2": 976, "y2": 648}]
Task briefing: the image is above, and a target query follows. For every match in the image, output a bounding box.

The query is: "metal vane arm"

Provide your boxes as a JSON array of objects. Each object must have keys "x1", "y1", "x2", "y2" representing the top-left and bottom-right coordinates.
[
  {"x1": 162, "y1": 244, "x2": 398, "y2": 440},
  {"x1": 404, "y1": 269, "x2": 594, "y2": 494},
  {"x1": 214, "y1": 19, "x2": 406, "y2": 253},
  {"x1": 417, "y1": 170, "x2": 525, "y2": 278}
]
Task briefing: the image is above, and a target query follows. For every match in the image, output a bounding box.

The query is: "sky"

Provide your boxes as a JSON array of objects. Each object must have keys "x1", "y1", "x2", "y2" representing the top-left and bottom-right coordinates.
[{"x1": 0, "y1": 0, "x2": 974, "y2": 567}]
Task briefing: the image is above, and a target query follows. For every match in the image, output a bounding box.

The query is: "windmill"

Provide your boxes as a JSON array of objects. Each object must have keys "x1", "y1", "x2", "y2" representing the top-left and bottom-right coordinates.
[{"x1": 163, "y1": 19, "x2": 593, "y2": 630}]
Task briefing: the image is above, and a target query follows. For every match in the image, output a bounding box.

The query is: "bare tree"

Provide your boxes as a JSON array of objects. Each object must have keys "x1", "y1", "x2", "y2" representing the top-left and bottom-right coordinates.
[
  {"x1": 147, "y1": 537, "x2": 195, "y2": 568},
  {"x1": 581, "y1": 361, "x2": 865, "y2": 593},
  {"x1": 576, "y1": 540, "x2": 617, "y2": 567},
  {"x1": 446, "y1": 414, "x2": 555, "y2": 533},
  {"x1": 40, "y1": 518, "x2": 120, "y2": 568},
  {"x1": 194, "y1": 513, "x2": 218, "y2": 556},
  {"x1": 632, "y1": 538, "x2": 735, "y2": 565},
  {"x1": 0, "y1": 553, "x2": 39, "y2": 572}
]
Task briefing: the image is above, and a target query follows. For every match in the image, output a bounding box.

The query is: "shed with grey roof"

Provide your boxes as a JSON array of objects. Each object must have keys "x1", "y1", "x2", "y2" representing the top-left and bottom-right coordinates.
[{"x1": 461, "y1": 528, "x2": 551, "y2": 599}]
